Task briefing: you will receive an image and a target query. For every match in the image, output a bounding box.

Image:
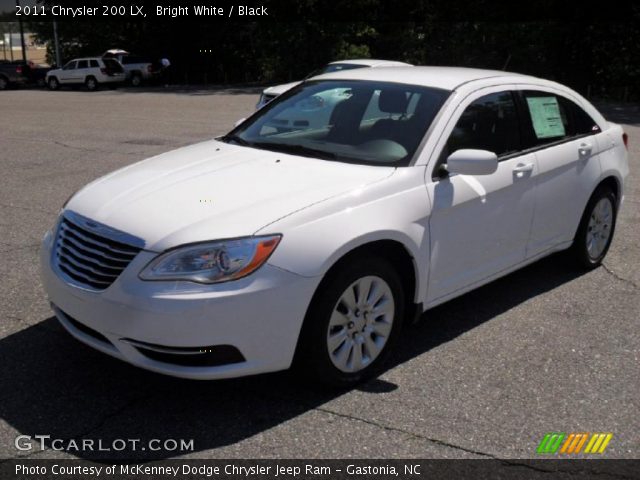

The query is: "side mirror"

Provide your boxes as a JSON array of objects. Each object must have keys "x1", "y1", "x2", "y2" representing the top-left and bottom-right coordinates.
[
  {"x1": 234, "y1": 118, "x2": 246, "y2": 128},
  {"x1": 445, "y1": 149, "x2": 498, "y2": 176}
]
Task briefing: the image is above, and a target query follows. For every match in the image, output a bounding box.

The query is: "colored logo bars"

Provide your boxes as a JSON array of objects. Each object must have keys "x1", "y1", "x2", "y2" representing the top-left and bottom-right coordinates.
[{"x1": 537, "y1": 433, "x2": 613, "y2": 455}]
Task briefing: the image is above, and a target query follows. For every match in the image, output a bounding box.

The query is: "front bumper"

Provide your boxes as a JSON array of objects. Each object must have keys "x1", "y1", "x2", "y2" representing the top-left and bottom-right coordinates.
[{"x1": 40, "y1": 230, "x2": 320, "y2": 380}]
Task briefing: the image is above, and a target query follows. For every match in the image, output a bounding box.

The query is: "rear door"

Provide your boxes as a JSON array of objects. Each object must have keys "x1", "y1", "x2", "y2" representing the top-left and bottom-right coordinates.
[
  {"x1": 75, "y1": 59, "x2": 89, "y2": 83},
  {"x1": 89, "y1": 59, "x2": 101, "y2": 78},
  {"x1": 426, "y1": 88, "x2": 539, "y2": 302},
  {"x1": 516, "y1": 89, "x2": 603, "y2": 256}
]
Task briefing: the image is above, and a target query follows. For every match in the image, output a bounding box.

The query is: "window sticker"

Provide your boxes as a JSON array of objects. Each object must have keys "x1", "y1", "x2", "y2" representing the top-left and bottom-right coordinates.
[{"x1": 526, "y1": 96, "x2": 566, "y2": 139}]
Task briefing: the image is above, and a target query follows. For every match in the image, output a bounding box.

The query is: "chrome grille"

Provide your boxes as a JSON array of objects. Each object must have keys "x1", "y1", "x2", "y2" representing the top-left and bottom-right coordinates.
[{"x1": 53, "y1": 212, "x2": 143, "y2": 290}]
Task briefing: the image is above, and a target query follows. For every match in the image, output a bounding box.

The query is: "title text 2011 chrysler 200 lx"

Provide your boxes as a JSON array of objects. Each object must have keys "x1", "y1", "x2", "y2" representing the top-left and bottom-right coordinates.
[{"x1": 40, "y1": 67, "x2": 629, "y2": 386}]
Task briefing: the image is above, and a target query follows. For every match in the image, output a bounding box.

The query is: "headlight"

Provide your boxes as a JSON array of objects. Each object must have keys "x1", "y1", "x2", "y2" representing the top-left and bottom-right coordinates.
[{"x1": 139, "y1": 235, "x2": 281, "y2": 284}]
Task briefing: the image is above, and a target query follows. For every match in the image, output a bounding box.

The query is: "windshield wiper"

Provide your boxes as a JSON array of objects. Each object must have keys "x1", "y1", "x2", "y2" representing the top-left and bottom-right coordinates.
[
  {"x1": 251, "y1": 142, "x2": 337, "y2": 160},
  {"x1": 222, "y1": 134, "x2": 252, "y2": 147}
]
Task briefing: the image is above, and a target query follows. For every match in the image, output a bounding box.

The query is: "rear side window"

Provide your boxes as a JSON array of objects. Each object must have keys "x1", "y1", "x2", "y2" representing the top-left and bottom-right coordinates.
[
  {"x1": 445, "y1": 91, "x2": 520, "y2": 158},
  {"x1": 77, "y1": 60, "x2": 88, "y2": 69},
  {"x1": 524, "y1": 94, "x2": 568, "y2": 141},
  {"x1": 521, "y1": 91, "x2": 600, "y2": 145},
  {"x1": 566, "y1": 100, "x2": 601, "y2": 135},
  {"x1": 89, "y1": 60, "x2": 99, "y2": 68}
]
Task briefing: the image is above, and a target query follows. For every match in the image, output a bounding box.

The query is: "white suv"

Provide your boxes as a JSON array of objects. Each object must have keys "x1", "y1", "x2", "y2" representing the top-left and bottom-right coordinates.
[{"x1": 46, "y1": 57, "x2": 125, "y2": 91}]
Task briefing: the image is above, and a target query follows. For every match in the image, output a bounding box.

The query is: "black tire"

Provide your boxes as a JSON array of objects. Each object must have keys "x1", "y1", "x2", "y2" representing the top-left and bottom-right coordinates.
[
  {"x1": 47, "y1": 76, "x2": 59, "y2": 90},
  {"x1": 130, "y1": 73, "x2": 142, "y2": 87},
  {"x1": 294, "y1": 256, "x2": 405, "y2": 388},
  {"x1": 85, "y1": 76, "x2": 98, "y2": 91},
  {"x1": 0, "y1": 75, "x2": 8, "y2": 90},
  {"x1": 571, "y1": 186, "x2": 617, "y2": 269}
]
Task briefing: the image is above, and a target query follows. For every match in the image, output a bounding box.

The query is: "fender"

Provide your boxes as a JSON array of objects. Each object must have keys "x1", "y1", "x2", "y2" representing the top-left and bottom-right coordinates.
[{"x1": 261, "y1": 166, "x2": 432, "y2": 304}]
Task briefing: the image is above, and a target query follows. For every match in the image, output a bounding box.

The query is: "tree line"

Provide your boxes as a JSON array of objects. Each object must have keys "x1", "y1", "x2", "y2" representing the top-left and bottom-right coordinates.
[{"x1": 3, "y1": 0, "x2": 638, "y2": 100}]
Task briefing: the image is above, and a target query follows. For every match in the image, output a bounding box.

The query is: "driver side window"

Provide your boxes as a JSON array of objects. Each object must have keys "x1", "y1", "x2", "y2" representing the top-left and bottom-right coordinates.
[
  {"x1": 63, "y1": 61, "x2": 77, "y2": 71},
  {"x1": 445, "y1": 91, "x2": 521, "y2": 159}
]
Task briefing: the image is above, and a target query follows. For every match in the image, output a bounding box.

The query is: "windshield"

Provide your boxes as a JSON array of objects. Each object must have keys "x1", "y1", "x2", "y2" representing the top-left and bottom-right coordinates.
[{"x1": 224, "y1": 80, "x2": 449, "y2": 166}]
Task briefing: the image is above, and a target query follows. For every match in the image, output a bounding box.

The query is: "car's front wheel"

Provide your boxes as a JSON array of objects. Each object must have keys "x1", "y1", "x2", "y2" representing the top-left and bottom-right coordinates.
[
  {"x1": 572, "y1": 186, "x2": 617, "y2": 269},
  {"x1": 296, "y1": 256, "x2": 405, "y2": 387},
  {"x1": 47, "y1": 76, "x2": 59, "y2": 90}
]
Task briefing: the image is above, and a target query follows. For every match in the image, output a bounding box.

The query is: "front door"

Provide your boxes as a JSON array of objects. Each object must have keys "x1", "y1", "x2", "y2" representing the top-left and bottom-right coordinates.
[
  {"x1": 426, "y1": 89, "x2": 538, "y2": 303},
  {"x1": 58, "y1": 61, "x2": 77, "y2": 83}
]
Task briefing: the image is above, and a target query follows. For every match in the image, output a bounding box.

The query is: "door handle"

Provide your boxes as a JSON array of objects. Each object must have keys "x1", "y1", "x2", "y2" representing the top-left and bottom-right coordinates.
[
  {"x1": 513, "y1": 163, "x2": 534, "y2": 177},
  {"x1": 579, "y1": 143, "x2": 593, "y2": 156}
]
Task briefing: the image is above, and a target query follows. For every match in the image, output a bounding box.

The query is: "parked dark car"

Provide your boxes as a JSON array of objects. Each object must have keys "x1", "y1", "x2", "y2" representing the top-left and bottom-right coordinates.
[
  {"x1": 0, "y1": 61, "x2": 51, "y2": 89},
  {"x1": 0, "y1": 61, "x2": 29, "y2": 89}
]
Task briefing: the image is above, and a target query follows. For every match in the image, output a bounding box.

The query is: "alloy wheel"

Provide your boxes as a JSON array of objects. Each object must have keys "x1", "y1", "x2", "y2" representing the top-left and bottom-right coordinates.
[
  {"x1": 327, "y1": 275, "x2": 395, "y2": 373},
  {"x1": 586, "y1": 197, "x2": 613, "y2": 260}
]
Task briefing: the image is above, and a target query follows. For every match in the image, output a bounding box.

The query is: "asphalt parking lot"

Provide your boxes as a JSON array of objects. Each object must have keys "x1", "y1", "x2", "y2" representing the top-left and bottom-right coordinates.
[{"x1": 0, "y1": 87, "x2": 638, "y2": 461}]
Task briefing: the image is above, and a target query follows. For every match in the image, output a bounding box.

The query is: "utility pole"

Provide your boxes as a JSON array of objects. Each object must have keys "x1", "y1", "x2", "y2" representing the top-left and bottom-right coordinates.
[
  {"x1": 8, "y1": 23, "x2": 13, "y2": 62},
  {"x1": 52, "y1": 20, "x2": 61, "y2": 67},
  {"x1": 16, "y1": 0, "x2": 27, "y2": 62}
]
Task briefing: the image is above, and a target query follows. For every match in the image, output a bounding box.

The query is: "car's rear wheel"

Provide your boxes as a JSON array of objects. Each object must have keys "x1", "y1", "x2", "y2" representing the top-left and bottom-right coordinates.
[
  {"x1": 0, "y1": 75, "x2": 8, "y2": 90},
  {"x1": 85, "y1": 76, "x2": 98, "y2": 91},
  {"x1": 571, "y1": 186, "x2": 617, "y2": 269},
  {"x1": 47, "y1": 76, "x2": 59, "y2": 90},
  {"x1": 295, "y1": 257, "x2": 405, "y2": 388}
]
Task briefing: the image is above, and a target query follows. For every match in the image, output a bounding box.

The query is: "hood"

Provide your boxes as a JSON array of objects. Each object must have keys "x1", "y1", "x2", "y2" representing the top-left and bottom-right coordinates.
[
  {"x1": 263, "y1": 81, "x2": 301, "y2": 96},
  {"x1": 67, "y1": 140, "x2": 394, "y2": 251}
]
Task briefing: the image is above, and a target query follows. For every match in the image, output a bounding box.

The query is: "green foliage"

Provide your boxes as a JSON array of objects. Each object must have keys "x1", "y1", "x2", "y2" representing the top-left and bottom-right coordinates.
[
  {"x1": 19, "y1": 0, "x2": 640, "y2": 99},
  {"x1": 333, "y1": 41, "x2": 371, "y2": 60}
]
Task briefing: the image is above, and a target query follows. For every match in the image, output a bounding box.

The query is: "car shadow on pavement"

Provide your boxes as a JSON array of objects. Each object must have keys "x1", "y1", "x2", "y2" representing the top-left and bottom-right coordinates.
[{"x1": 0, "y1": 253, "x2": 588, "y2": 461}]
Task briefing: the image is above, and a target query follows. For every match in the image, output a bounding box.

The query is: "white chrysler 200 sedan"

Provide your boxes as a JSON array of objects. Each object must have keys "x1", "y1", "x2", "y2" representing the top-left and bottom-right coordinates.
[{"x1": 40, "y1": 67, "x2": 629, "y2": 387}]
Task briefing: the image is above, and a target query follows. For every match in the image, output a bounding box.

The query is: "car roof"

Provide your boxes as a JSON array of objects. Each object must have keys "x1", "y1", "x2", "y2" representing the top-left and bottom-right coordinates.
[
  {"x1": 311, "y1": 66, "x2": 532, "y2": 91},
  {"x1": 327, "y1": 59, "x2": 412, "y2": 67}
]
